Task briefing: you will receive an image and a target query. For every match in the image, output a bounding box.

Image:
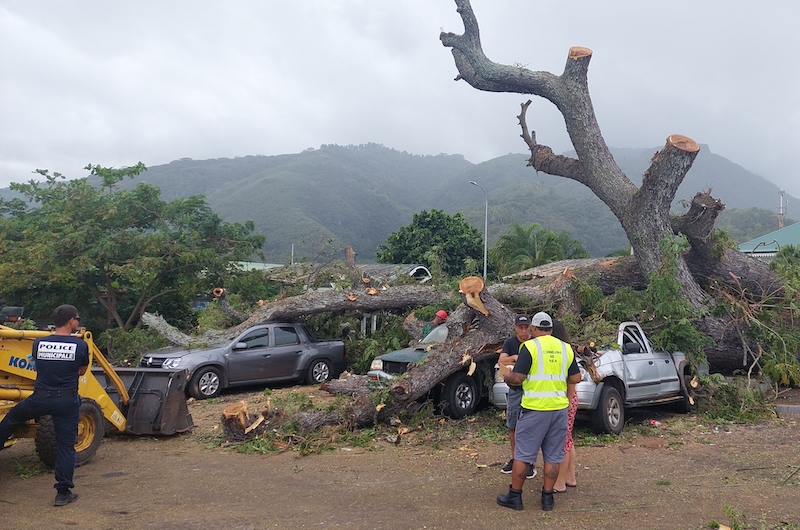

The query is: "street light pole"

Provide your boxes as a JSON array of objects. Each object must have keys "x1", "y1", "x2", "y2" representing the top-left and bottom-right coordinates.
[{"x1": 469, "y1": 181, "x2": 488, "y2": 279}]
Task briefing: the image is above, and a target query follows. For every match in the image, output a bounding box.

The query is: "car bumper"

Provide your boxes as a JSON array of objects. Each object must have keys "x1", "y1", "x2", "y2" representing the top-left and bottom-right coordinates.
[
  {"x1": 491, "y1": 381, "x2": 508, "y2": 409},
  {"x1": 366, "y1": 369, "x2": 396, "y2": 383}
]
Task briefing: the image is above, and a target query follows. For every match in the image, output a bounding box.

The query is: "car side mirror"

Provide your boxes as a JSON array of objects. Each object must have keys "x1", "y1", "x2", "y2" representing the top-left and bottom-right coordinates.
[{"x1": 233, "y1": 342, "x2": 248, "y2": 350}]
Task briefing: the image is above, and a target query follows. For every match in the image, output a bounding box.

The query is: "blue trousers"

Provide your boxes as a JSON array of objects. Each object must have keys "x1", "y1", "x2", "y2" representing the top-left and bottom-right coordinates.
[{"x1": 0, "y1": 392, "x2": 80, "y2": 490}]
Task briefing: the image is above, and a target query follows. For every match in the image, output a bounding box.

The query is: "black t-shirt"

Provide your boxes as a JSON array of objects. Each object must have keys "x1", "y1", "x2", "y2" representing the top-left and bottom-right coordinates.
[
  {"x1": 501, "y1": 336, "x2": 525, "y2": 389},
  {"x1": 32, "y1": 335, "x2": 90, "y2": 392},
  {"x1": 501, "y1": 336, "x2": 525, "y2": 357}
]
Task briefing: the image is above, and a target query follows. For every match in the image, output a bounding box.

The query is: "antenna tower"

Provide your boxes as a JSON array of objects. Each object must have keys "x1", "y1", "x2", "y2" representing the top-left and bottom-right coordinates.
[{"x1": 778, "y1": 189, "x2": 787, "y2": 229}]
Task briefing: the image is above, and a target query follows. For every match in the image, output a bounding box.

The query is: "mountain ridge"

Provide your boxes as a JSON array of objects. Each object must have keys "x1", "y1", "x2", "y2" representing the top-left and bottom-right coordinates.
[{"x1": 2, "y1": 143, "x2": 794, "y2": 262}]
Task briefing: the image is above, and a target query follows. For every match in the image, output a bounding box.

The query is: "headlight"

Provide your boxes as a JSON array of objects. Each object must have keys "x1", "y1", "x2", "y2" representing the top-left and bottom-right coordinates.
[
  {"x1": 162, "y1": 358, "x2": 182, "y2": 369},
  {"x1": 370, "y1": 359, "x2": 383, "y2": 371}
]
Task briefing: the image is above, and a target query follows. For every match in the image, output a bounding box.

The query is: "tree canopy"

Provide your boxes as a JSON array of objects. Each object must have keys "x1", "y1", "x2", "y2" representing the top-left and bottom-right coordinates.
[
  {"x1": 376, "y1": 209, "x2": 482, "y2": 277},
  {"x1": 0, "y1": 164, "x2": 265, "y2": 330},
  {"x1": 489, "y1": 223, "x2": 589, "y2": 277}
]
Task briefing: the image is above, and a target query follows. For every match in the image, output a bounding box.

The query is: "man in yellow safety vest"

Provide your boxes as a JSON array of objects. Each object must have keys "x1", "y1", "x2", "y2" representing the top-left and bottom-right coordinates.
[{"x1": 497, "y1": 311, "x2": 582, "y2": 512}]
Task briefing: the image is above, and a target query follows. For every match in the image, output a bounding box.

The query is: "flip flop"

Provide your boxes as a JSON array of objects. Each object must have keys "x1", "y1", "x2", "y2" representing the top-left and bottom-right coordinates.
[
  {"x1": 566, "y1": 483, "x2": 577, "y2": 488},
  {"x1": 552, "y1": 488, "x2": 567, "y2": 493}
]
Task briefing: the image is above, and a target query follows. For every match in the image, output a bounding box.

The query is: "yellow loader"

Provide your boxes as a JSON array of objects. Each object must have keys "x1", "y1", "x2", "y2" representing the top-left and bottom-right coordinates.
[{"x1": 0, "y1": 324, "x2": 193, "y2": 467}]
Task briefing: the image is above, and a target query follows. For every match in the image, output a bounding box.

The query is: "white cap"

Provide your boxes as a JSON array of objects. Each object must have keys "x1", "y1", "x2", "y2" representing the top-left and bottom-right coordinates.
[{"x1": 531, "y1": 311, "x2": 553, "y2": 328}]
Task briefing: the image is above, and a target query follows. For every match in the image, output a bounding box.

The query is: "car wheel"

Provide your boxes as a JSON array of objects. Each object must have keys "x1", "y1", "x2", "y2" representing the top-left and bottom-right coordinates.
[
  {"x1": 306, "y1": 359, "x2": 332, "y2": 384},
  {"x1": 36, "y1": 400, "x2": 104, "y2": 468},
  {"x1": 591, "y1": 385, "x2": 624, "y2": 434},
  {"x1": 189, "y1": 367, "x2": 222, "y2": 399},
  {"x1": 442, "y1": 373, "x2": 479, "y2": 419}
]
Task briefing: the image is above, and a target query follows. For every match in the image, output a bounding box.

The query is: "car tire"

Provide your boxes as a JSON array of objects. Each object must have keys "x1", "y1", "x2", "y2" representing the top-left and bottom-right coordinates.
[
  {"x1": 306, "y1": 359, "x2": 332, "y2": 384},
  {"x1": 675, "y1": 374, "x2": 692, "y2": 414},
  {"x1": 189, "y1": 366, "x2": 222, "y2": 399},
  {"x1": 591, "y1": 385, "x2": 624, "y2": 434},
  {"x1": 36, "y1": 399, "x2": 104, "y2": 468},
  {"x1": 441, "y1": 373, "x2": 479, "y2": 419}
]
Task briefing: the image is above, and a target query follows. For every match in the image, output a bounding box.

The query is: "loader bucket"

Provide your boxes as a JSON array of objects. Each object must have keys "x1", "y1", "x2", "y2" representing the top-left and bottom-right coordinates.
[{"x1": 91, "y1": 367, "x2": 194, "y2": 435}]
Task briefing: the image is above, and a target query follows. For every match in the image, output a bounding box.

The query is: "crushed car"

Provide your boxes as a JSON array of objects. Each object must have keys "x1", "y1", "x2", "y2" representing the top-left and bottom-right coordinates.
[
  {"x1": 367, "y1": 324, "x2": 502, "y2": 418},
  {"x1": 492, "y1": 321, "x2": 695, "y2": 434}
]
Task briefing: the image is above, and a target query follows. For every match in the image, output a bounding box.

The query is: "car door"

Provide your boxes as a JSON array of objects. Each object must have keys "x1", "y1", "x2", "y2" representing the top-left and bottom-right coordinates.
[
  {"x1": 266, "y1": 325, "x2": 305, "y2": 378},
  {"x1": 227, "y1": 326, "x2": 272, "y2": 383},
  {"x1": 620, "y1": 325, "x2": 662, "y2": 400}
]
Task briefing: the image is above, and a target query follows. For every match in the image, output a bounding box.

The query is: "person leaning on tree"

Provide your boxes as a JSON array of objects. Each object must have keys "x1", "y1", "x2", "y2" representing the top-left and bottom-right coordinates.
[
  {"x1": 420, "y1": 310, "x2": 447, "y2": 339},
  {"x1": 0, "y1": 304, "x2": 89, "y2": 507},
  {"x1": 496, "y1": 311, "x2": 581, "y2": 512}
]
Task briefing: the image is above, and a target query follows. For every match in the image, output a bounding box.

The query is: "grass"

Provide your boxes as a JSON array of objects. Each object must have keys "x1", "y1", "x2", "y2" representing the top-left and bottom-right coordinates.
[{"x1": 13, "y1": 459, "x2": 49, "y2": 480}]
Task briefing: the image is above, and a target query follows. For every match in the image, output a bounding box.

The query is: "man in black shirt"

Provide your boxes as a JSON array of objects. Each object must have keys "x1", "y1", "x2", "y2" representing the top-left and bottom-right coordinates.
[
  {"x1": 498, "y1": 315, "x2": 535, "y2": 479},
  {"x1": 0, "y1": 304, "x2": 89, "y2": 506}
]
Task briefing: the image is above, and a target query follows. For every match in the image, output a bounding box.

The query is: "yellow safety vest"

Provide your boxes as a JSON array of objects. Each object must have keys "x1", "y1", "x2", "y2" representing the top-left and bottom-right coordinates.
[{"x1": 520, "y1": 335, "x2": 574, "y2": 411}]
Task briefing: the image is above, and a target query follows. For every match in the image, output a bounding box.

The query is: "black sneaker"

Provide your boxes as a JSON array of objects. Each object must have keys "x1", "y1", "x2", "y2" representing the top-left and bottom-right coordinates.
[
  {"x1": 54, "y1": 491, "x2": 78, "y2": 507},
  {"x1": 501, "y1": 459, "x2": 514, "y2": 474},
  {"x1": 527, "y1": 465, "x2": 537, "y2": 479}
]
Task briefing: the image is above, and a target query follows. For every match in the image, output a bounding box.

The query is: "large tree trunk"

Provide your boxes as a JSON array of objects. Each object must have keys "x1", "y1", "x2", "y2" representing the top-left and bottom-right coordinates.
[{"x1": 438, "y1": 0, "x2": 788, "y2": 372}]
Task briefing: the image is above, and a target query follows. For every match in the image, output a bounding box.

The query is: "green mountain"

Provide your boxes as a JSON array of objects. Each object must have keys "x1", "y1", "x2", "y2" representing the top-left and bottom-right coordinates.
[{"x1": 2, "y1": 143, "x2": 794, "y2": 261}]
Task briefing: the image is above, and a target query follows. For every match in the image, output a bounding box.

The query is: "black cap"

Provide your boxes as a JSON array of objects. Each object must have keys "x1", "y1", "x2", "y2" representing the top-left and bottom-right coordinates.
[{"x1": 514, "y1": 315, "x2": 530, "y2": 325}]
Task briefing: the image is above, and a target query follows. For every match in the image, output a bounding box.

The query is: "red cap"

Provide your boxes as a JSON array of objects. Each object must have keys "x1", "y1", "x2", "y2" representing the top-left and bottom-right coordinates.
[{"x1": 436, "y1": 310, "x2": 448, "y2": 321}]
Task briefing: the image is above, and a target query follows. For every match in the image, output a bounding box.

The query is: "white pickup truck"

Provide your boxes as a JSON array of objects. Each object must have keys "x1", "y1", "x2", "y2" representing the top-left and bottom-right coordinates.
[{"x1": 492, "y1": 321, "x2": 694, "y2": 434}]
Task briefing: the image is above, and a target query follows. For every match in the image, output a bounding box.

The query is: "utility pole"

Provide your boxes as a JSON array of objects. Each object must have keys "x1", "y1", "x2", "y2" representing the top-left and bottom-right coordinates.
[{"x1": 469, "y1": 181, "x2": 488, "y2": 279}]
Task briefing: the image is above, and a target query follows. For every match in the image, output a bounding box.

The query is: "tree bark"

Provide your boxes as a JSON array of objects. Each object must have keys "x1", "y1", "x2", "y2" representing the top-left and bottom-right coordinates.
[
  {"x1": 143, "y1": 284, "x2": 453, "y2": 347},
  {"x1": 439, "y1": 0, "x2": 792, "y2": 372},
  {"x1": 441, "y1": 2, "x2": 704, "y2": 305}
]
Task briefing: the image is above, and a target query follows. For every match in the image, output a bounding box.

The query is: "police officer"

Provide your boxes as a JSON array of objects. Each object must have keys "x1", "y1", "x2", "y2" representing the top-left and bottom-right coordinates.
[
  {"x1": 0, "y1": 304, "x2": 89, "y2": 506},
  {"x1": 496, "y1": 311, "x2": 581, "y2": 512}
]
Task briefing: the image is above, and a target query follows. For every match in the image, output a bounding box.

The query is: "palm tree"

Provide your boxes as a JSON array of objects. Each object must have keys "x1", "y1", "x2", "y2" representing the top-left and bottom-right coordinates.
[{"x1": 489, "y1": 223, "x2": 589, "y2": 277}]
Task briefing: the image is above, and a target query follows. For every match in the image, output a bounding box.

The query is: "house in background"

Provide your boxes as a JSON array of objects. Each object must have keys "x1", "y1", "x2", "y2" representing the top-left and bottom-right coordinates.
[{"x1": 738, "y1": 222, "x2": 800, "y2": 262}]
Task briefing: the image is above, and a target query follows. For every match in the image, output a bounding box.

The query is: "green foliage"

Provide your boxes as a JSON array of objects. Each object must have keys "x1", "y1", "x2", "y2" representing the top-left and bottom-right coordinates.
[
  {"x1": 13, "y1": 459, "x2": 49, "y2": 479},
  {"x1": 694, "y1": 375, "x2": 771, "y2": 422},
  {"x1": 195, "y1": 300, "x2": 234, "y2": 331},
  {"x1": 706, "y1": 244, "x2": 800, "y2": 388},
  {"x1": 643, "y1": 237, "x2": 711, "y2": 367},
  {"x1": 376, "y1": 209, "x2": 482, "y2": 277},
  {"x1": 574, "y1": 278, "x2": 605, "y2": 317},
  {"x1": 223, "y1": 270, "x2": 281, "y2": 306},
  {"x1": 0, "y1": 163, "x2": 265, "y2": 331},
  {"x1": 602, "y1": 287, "x2": 645, "y2": 324},
  {"x1": 488, "y1": 223, "x2": 589, "y2": 277},
  {"x1": 305, "y1": 310, "x2": 409, "y2": 374},
  {"x1": 95, "y1": 328, "x2": 170, "y2": 365}
]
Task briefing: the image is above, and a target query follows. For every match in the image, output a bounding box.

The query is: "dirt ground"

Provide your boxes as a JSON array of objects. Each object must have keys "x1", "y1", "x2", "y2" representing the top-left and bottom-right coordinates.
[{"x1": 1, "y1": 385, "x2": 799, "y2": 530}]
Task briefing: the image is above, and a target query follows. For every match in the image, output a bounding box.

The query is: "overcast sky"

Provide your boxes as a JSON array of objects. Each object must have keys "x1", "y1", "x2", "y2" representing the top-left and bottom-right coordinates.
[{"x1": 2, "y1": 1, "x2": 798, "y2": 200}]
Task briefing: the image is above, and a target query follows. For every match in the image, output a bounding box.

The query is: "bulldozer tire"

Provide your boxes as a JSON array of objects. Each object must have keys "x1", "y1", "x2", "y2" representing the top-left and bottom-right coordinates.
[{"x1": 36, "y1": 400, "x2": 104, "y2": 469}]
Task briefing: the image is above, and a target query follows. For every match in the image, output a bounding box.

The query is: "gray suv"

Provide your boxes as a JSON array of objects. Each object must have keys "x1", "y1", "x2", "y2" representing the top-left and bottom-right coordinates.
[{"x1": 140, "y1": 321, "x2": 347, "y2": 399}]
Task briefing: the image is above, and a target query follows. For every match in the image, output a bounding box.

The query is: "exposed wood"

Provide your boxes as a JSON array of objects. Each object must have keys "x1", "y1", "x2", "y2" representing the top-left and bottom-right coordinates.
[
  {"x1": 213, "y1": 288, "x2": 249, "y2": 321},
  {"x1": 221, "y1": 401, "x2": 266, "y2": 441},
  {"x1": 459, "y1": 276, "x2": 488, "y2": 315}
]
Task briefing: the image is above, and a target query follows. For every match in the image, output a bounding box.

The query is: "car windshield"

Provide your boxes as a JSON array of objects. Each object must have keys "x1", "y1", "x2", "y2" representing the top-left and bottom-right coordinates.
[{"x1": 421, "y1": 324, "x2": 448, "y2": 344}]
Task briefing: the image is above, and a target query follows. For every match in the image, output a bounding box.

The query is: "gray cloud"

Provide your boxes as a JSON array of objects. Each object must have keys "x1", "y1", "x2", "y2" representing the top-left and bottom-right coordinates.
[{"x1": 2, "y1": 0, "x2": 798, "y2": 201}]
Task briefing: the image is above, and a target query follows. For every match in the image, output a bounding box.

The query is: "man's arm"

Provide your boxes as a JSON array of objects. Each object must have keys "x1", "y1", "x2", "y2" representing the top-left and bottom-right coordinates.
[{"x1": 506, "y1": 344, "x2": 532, "y2": 386}]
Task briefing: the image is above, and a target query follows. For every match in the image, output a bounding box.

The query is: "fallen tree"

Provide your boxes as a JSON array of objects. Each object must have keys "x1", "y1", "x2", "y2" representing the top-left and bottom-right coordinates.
[{"x1": 439, "y1": 0, "x2": 789, "y2": 372}]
